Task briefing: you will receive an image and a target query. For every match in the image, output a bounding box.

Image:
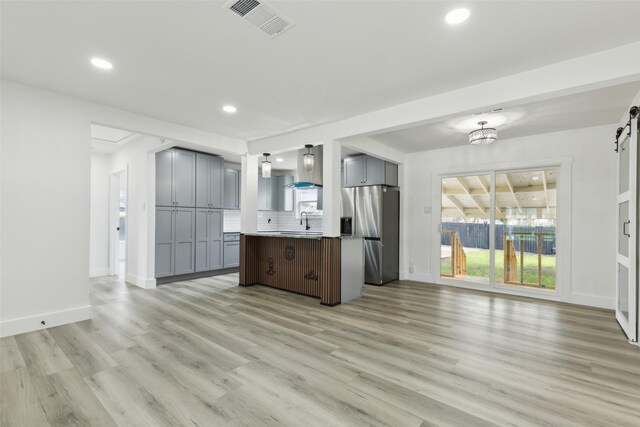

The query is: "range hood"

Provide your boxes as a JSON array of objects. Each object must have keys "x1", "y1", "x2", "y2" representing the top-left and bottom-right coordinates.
[{"x1": 288, "y1": 145, "x2": 323, "y2": 189}]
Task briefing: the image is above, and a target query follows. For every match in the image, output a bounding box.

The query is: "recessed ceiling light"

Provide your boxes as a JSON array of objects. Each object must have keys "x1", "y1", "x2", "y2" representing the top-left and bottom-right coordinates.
[
  {"x1": 445, "y1": 8, "x2": 470, "y2": 25},
  {"x1": 222, "y1": 105, "x2": 237, "y2": 113},
  {"x1": 275, "y1": 158, "x2": 284, "y2": 162},
  {"x1": 532, "y1": 176, "x2": 540, "y2": 181},
  {"x1": 90, "y1": 57, "x2": 113, "y2": 70}
]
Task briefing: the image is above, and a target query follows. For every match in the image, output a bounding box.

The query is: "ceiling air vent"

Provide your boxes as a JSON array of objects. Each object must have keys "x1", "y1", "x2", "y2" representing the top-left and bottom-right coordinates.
[{"x1": 224, "y1": 0, "x2": 296, "y2": 38}]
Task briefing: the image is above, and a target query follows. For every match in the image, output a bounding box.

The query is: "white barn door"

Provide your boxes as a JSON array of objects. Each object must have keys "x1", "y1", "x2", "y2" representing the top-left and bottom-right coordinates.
[{"x1": 616, "y1": 117, "x2": 638, "y2": 343}]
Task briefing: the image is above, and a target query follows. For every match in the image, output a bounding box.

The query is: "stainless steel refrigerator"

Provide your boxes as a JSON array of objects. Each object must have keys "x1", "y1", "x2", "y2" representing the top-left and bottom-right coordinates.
[{"x1": 342, "y1": 186, "x2": 399, "y2": 285}]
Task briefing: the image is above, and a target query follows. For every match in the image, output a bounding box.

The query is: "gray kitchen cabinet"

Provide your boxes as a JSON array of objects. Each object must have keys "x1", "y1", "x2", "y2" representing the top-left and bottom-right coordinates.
[
  {"x1": 174, "y1": 150, "x2": 196, "y2": 207},
  {"x1": 364, "y1": 156, "x2": 384, "y2": 185},
  {"x1": 344, "y1": 156, "x2": 366, "y2": 187},
  {"x1": 224, "y1": 233, "x2": 240, "y2": 268},
  {"x1": 195, "y1": 208, "x2": 223, "y2": 272},
  {"x1": 155, "y1": 148, "x2": 196, "y2": 207},
  {"x1": 276, "y1": 175, "x2": 294, "y2": 211},
  {"x1": 196, "y1": 153, "x2": 224, "y2": 208},
  {"x1": 155, "y1": 206, "x2": 195, "y2": 278},
  {"x1": 223, "y1": 168, "x2": 240, "y2": 209},
  {"x1": 155, "y1": 207, "x2": 174, "y2": 278},
  {"x1": 174, "y1": 207, "x2": 196, "y2": 275},
  {"x1": 258, "y1": 174, "x2": 293, "y2": 211},
  {"x1": 343, "y1": 155, "x2": 398, "y2": 187},
  {"x1": 224, "y1": 242, "x2": 240, "y2": 268},
  {"x1": 258, "y1": 175, "x2": 274, "y2": 210},
  {"x1": 155, "y1": 150, "x2": 174, "y2": 207}
]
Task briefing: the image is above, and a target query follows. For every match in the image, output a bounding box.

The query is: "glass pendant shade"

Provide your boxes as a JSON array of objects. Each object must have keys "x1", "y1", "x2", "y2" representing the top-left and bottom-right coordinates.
[
  {"x1": 262, "y1": 153, "x2": 272, "y2": 178},
  {"x1": 469, "y1": 121, "x2": 497, "y2": 145},
  {"x1": 303, "y1": 144, "x2": 314, "y2": 173}
]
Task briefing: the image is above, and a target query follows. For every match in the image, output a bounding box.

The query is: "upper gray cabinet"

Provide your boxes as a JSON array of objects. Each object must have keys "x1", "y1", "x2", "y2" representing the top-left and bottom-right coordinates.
[
  {"x1": 257, "y1": 175, "x2": 272, "y2": 211},
  {"x1": 196, "y1": 153, "x2": 224, "y2": 208},
  {"x1": 343, "y1": 155, "x2": 398, "y2": 187},
  {"x1": 276, "y1": 175, "x2": 294, "y2": 211},
  {"x1": 223, "y1": 168, "x2": 240, "y2": 210},
  {"x1": 258, "y1": 175, "x2": 293, "y2": 211},
  {"x1": 156, "y1": 148, "x2": 196, "y2": 207}
]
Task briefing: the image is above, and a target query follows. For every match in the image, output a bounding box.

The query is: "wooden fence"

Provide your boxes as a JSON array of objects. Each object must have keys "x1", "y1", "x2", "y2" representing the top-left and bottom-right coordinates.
[{"x1": 441, "y1": 223, "x2": 556, "y2": 255}]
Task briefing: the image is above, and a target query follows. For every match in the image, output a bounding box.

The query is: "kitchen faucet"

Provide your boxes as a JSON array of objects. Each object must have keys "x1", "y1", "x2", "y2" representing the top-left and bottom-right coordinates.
[{"x1": 300, "y1": 211, "x2": 311, "y2": 230}]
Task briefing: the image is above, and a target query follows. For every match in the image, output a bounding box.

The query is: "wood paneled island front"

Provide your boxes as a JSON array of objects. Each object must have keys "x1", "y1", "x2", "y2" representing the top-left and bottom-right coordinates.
[{"x1": 239, "y1": 233, "x2": 343, "y2": 305}]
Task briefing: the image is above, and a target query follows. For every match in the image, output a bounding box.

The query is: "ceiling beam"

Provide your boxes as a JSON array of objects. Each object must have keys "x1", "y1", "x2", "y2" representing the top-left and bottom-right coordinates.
[
  {"x1": 443, "y1": 194, "x2": 466, "y2": 218},
  {"x1": 442, "y1": 183, "x2": 555, "y2": 195},
  {"x1": 456, "y1": 177, "x2": 486, "y2": 214},
  {"x1": 248, "y1": 41, "x2": 640, "y2": 154},
  {"x1": 476, "y1": 175, "x2": 501, "y2": 215},
  {"x1": 341, "y1": 136, "x2": 405, "y2": 164},
  {"x1": 504, "y1": 173, "x2": 523, "y2": 214},
  {"x1": 541, "y1": 172, "x2": 550, "y2": 213}
]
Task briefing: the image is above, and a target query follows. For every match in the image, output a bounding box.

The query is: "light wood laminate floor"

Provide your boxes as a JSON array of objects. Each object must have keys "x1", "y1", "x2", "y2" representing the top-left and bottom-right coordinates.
[{"x1": 1, "y1": 274, "x2": 639, "y2": 426}]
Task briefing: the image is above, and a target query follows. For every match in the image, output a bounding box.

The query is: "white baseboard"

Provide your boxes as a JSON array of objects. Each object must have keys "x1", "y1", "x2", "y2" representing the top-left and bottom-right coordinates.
[
  {"x1": 404, "y1": 272, "x2": 432, "y2": 283},
  {"x1": 125, "y1": 273, "x2": 156, "y2": 289},
  {"x1": 90, "y1": 267, "x2": 110, "y2": 278},
  {"x1": 0, "y1": 305, "x2": 92, "y2": 338},
  {"x1": 568, "y1": 292, "x2": 615, "y2": 310}
]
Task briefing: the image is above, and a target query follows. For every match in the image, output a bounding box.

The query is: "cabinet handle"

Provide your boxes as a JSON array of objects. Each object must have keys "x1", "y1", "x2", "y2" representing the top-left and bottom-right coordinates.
[{"x1": 623, "y1": 220, "x2": 631, "y2": 237}]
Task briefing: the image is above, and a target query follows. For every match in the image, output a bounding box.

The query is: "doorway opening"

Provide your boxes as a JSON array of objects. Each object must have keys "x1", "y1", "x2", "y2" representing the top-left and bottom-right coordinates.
[{"x1": 111, "y1": 170, "x2": 127, "y2": 279}]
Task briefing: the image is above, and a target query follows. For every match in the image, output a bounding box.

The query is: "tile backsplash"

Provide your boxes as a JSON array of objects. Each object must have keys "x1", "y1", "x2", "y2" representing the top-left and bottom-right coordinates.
[
  {"x1": 223, "y1": 210, "x2": 241, "y2": 232},
  {"x1": 258, "y1": 210, "x2": 323, "y2": 232},
  {"x1": 224, "y1": 209, "x2": 323, "y2": 233}
]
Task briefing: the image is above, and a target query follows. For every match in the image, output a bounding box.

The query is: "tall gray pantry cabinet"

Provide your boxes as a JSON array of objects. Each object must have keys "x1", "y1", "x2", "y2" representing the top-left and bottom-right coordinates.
[{"x1": 155, "y1": 148, "x2": 227, "y2": 279}]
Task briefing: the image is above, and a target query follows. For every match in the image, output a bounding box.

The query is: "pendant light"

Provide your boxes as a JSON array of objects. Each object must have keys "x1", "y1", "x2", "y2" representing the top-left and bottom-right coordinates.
[
  {"x1": 469, "y1": 121, "x2": 497, "y2": 145},
  {"x1": 303, "y1": 144, "x2": 315, "y2": 173},
  {"x1": 262, "y1": 153, "x2": 272, "y2": 178}
]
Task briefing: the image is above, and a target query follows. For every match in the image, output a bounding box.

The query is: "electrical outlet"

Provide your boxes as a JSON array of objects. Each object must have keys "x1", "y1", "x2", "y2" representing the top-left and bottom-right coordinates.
[{"x1": 409, "y1": 262, "x2": 415, "y2": 273}]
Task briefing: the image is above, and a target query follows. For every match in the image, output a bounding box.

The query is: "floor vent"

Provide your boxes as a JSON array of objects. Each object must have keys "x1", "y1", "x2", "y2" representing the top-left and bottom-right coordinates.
[{"x1": 224, "y1": 0, "x2": 295, "y2": 38}]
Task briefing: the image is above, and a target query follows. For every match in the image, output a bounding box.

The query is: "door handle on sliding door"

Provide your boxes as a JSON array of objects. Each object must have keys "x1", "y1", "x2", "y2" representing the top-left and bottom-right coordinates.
[{"x1": 623, "y1": 220, "x2": 631, "y2": 237}]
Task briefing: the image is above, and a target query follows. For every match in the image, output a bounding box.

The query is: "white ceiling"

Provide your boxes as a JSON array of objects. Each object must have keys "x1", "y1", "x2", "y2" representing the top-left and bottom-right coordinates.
[
  {"x1": 370, "y1": 81, "x2": 640, "y2": 152},
  {"x1": 3, "y1": 1, "x2": 640, "y2": 143}
]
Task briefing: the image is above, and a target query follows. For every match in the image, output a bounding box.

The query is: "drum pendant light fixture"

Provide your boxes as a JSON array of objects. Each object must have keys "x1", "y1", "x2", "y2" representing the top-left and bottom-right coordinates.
[
  {"x1": 262, "y1": 153, "x2": 272, "y2": 178},
  {"x1": 469, "y1": 121, "x2": 497, "y2": 145},
  {"x1": 303, "y1": 144, "x2": 315, "y2": 173}
]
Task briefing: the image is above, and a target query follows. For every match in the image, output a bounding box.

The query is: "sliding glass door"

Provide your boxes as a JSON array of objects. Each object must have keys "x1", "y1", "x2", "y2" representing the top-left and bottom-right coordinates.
[
  {"x1": 439, "y1": 168, "x2": 557, "y2": 294},
  {"x1": 494, "y1": 169, "x2": 557, "y2": 290},
  {"x1": 440, "y1": 174, "x2": 491, "y2": 285}
]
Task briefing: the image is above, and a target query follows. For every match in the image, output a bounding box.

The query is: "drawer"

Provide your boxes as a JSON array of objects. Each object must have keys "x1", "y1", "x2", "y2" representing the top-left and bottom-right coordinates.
[{"x1": 224, "y1": 233, "x2": 240, "y2": 242}]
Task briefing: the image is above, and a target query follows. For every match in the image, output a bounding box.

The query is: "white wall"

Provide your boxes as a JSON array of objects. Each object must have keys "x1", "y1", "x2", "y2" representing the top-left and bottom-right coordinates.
[
  {"x1": 401, "y1": 124, "x2": 617, "y2": 309},
  {"x1": 90, "y1": 153, "x2": 111, "y2": 277},
  {"x1": 1, "y1": 82, "x2": 93, "y2": 336},
  {"x1": 1, "y1": 80, "x2": 247, "y2": 337}
]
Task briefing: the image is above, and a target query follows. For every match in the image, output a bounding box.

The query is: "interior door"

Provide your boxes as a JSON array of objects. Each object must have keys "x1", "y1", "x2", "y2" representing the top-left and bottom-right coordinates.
[{"x1": 616, "y1": 117, "x2": 638, "y2": 343}]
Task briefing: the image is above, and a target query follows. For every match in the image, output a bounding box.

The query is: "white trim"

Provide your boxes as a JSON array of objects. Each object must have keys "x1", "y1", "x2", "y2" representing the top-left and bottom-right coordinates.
[
  {"x1": 89, "y1": 268, "x2": 110, "y2": 278},
  {"x1": 125, "y1": 273, "x2": 157, "y2": 289},
  {"x1": 430, "y1": 156, "x2": 573, "y2": 304},
  {"x1": 0, "y1": 305, "x2": 92, "y2": 338}
]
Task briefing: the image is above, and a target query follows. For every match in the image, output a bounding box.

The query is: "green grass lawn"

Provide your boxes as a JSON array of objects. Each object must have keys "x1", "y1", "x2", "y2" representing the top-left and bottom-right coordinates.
[{"x1": 441, "y1": 248, "x2": 556, "y2": 289}]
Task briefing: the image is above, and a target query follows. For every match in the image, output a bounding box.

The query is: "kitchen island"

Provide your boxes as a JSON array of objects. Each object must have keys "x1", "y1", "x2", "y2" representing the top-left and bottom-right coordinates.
[{"x1": 239, "y1": 233, "x2": 363, "y2": 306}]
